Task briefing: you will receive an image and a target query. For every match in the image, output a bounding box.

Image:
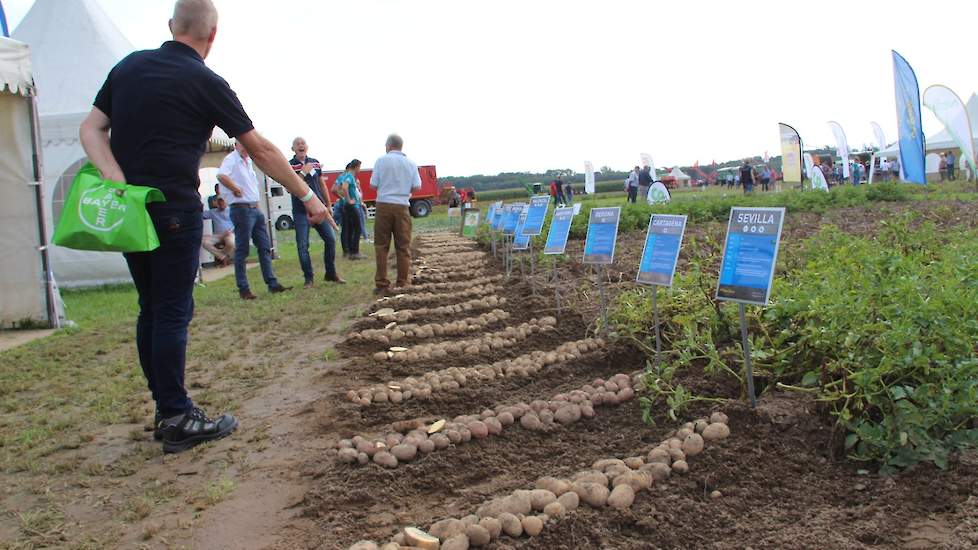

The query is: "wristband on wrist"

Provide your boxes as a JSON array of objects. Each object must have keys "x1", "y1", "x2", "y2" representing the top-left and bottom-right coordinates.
[{"x1": 299, "y1": 189, "x2": 315, "y2": 203}]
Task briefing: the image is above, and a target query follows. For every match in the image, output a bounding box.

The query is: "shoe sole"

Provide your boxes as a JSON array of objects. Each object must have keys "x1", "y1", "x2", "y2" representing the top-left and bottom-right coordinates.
[{"x1": 162, "y1": 418, "x2": 239, "y2": 454}]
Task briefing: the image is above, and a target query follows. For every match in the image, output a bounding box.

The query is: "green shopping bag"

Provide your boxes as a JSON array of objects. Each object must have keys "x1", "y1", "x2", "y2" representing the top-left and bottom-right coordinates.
[{"x1": 52, "y1": 162, "x2": 166, "y2": 252}]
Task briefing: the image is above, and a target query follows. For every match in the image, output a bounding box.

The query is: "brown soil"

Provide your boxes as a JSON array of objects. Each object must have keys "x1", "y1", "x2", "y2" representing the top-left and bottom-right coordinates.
[{"x1": 280, "y1": 221, "x2": 978, "y2": 550}]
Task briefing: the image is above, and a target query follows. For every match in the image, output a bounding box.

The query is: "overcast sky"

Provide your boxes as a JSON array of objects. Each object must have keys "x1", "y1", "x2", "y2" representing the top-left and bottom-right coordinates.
[{"x1": 6, "y1": 0, "x2": 977, "y2": 176}]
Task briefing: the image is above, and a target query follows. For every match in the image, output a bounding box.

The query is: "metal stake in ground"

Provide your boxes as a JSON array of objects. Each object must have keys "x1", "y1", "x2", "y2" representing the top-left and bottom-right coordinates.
[
  {"x1": 652, "y1": 285, "x2": 662, "y2": 371},
  {"x1": 528, "y1": 240, "x2": 536, "y2": 295},
  {"x1": 597, "y1": 264, "x2": 609, "y2": 336},
  {"x1": 553, "y1": 259, "x2": 561, "y2": 317},
  {"x1": 738, "y1": 302, "x2": 757, "y2": 408}
]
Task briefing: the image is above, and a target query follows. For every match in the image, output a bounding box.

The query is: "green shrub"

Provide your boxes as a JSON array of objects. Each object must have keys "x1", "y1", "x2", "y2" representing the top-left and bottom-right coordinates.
[{"x1": 615, "y1": 216, "x2": 978, "y2": 471}]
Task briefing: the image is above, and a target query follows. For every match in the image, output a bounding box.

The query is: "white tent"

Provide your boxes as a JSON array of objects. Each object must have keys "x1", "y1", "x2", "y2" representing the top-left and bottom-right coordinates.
[
  {"x1": 880, "y1": 93, "x2": 978, "y2": 158},
  {"x1": 12, "y1": 0, "x2": 243, "y2": 287},
  {"x1": 0, "y1": 37, "x2": 62, "y2": 328},
  {"x1": 669, "y1": 166, "x2": 691, "y2": 186}
]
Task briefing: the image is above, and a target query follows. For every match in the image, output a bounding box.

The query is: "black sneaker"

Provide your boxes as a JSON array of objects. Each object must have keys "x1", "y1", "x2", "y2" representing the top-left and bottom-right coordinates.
[{"x1": 161, "y1": 407, "x2": 238, "y2": 454}]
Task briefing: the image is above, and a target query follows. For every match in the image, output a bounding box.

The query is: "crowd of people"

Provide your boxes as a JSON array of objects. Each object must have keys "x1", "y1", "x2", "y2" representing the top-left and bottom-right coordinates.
[
  {"x1": 78, "y1": 0, "x2": 422, "y2": 453},
  {"x1": 549, "y1": 175, "x2": 575, "y2": 207}
]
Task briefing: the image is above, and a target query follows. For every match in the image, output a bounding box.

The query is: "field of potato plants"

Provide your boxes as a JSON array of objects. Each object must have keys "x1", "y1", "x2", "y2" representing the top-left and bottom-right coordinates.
[{"x1": 302, "y1": 190, "x2": 978, "y2": 550}]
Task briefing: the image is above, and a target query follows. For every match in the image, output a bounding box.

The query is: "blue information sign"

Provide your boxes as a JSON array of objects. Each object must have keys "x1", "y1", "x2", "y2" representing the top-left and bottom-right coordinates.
[
  {"x1": 484, "y1": 202, "x2": 499, "y2": 225},
  {"x1": 582, "y1": 207, "x2": 621, "y2": 264},
  {"x1": 637, "y1": 214, "x2": 687, "y2": 287},
  {"x1": 502, "y1": 203, "x2": 525, "y2": 235},
  {"x1": 544, "y1": 207, "x2": 574, "y2": 255},
  {"x1": 716, "y1": 207, "x2": 785, "y2": 305},
  {"x1": 513, "y1": 210, "x2": 530, "y2": 250},
  {"x1": 491, "y1": 202, "x2": 506, "y2": 230},
  {"x1": 521, "y1": 195, "x2": 551, "y2": 236}
]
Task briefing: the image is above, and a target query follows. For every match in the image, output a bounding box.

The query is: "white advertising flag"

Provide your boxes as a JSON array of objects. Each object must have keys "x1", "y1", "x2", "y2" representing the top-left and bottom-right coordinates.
[
  {"x1": 640, "y1": 153, "x2": 657, "y2": 182},
  {"x1": 803, "y1": 152, "x2": 815, "y2": 177},
  {"x1": 828, "y1": 121, "x2": 851, "y2": 178},
  {"x1": 871, "y1": 121, "x2": 888, "y2": 152},
  {"x1": 811, "y1": 166, "x2": 829, "y2": 191},
  {"x1": 923, "y1": 85, "x2": 978, "y2": 180},
  {"x1": 646, "y1": 181, "x2": 671, "y2": 204},
  {"x1": 584, "y1": 161, "x2": 595, "y2": 194}
]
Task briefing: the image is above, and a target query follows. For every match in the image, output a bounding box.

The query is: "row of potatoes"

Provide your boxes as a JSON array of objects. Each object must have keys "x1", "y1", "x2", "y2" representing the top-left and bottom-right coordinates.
[
  {"x1": 335, "y1": 372, "x2": 638, "y2": 468},
  {"x1": 347, "y1": 337, "x2": 606, "y2": 407},
  {"x1": 346, "y1": 412, "x2": 732, "y2": 550}
]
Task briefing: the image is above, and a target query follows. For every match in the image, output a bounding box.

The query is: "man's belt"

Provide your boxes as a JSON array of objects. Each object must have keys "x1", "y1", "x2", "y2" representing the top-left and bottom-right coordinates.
[{"x1": 230, "y1": 202, "x2": 259, "y2": 209}]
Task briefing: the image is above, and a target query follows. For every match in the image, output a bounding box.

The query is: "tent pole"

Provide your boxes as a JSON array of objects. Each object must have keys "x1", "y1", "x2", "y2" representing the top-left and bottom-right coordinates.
[{"x1": 28, "y1": 90, "x2": 60, "y2": 328}]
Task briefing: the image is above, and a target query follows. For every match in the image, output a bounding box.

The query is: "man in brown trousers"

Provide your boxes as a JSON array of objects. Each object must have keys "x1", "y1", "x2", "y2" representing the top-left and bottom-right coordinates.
[{"x1": 370, "y1": 134, "x2": 421, "y2": 294}]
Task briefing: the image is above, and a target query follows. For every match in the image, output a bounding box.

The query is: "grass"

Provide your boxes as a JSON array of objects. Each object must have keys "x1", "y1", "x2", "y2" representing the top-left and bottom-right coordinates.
[{"x1": 0, "y1": 231, "x2": 377, "y2": 548}]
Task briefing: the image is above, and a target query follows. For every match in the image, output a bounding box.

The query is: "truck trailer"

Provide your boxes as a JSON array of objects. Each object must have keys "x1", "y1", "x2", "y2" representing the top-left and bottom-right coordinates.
[{"x1": 268, "y1": 165, "x2": 439, "y2": 230}]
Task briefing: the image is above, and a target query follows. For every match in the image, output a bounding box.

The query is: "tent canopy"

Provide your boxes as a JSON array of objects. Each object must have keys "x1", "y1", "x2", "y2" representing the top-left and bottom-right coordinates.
[
  {"x1": 880, "y1": 93, "x2": 978, "y2": 157},
  {"x1": 0, "y1": 37, "x2": 34, "y2": 96},
  {"x1": 669, "y1": 166, "x2": 691, "y2": 180}
]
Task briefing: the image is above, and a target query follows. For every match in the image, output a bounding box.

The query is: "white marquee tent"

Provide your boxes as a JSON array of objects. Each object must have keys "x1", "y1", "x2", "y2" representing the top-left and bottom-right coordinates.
[
  {"x1": 0, "y1": 37, "x2": 62, "y2": 328},
  {"x1": 12, "y1": 0, "x2": 242, "y2": 287},
  {"x1": 880, "y1": 93, "x2": 978, "y2": 158},
  {"x1": 669, "y1": 166, "x2": 691, "y2": 186}
]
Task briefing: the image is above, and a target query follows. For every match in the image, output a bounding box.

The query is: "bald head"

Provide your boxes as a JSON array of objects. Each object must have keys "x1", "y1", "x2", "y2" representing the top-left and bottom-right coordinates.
[{"x1": 170, "y1": 0, "x2": 218, "y2": 45}]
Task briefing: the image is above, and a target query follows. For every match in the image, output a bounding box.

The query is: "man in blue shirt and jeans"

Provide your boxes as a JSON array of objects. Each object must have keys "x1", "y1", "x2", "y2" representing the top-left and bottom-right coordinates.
[
  {"x1": 289, "y1": 137, "x2": 343, "y2": 288},
  {"x1": 202, "y1": 196, "x2": 234, "y2": 266},
  {"x1": 79, "y1": 0, "x2": 328, "y2": 453}
]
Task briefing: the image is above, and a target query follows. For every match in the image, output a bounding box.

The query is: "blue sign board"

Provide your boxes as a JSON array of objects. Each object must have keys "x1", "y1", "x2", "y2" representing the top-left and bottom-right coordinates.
[
  {"x1": 637, "y1": 214, "x2": 687, "y2": 287},
  {"x1": 582, "y1": 207, "x2": 621, "y2": 264},
  {"x1": 491, "y1": 202, "x2": 506, "y2": 230},
  {"x1": 716, "y1": 207, "x2": 785, "y2": 305},
  {"x1": 502, "y1": 203, "x2": 525, "y2": 235},
  {"x1": 521, "y1": 195, "x2": 551, "y2": 236},
  {"x1": 513, "y1": 210, "x2": 530, "y2": 250},
  {"x1": 544, "y1": 207, "x2": 574, "y2": 255},
  {"x1": 484, "y1": 202, "x2": 498, "y2": 225}
]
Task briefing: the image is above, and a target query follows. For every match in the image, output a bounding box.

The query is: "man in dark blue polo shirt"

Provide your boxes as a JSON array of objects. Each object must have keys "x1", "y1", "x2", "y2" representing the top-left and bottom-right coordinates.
[
  {"x1": 289, "y1": 137, "x2": 343, "y2": 287},
  {"x1": 79, "y1": 0, "x2": 328, "y2": 454}
]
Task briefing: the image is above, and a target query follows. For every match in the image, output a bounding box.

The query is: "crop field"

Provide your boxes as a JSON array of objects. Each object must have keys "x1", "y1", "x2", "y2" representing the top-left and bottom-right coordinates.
[{"x1": 2, "y1": 184, "x2": 978, "y2": 549}]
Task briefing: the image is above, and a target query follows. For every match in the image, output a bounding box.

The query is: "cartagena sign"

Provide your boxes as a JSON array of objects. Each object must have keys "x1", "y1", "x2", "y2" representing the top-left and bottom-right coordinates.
[
  {"x1": 637, "y1": 214, "x2": 687, "y2": 286},
  {"x1": 716, "y1": 207, "x2": 785, "y2": 305}
]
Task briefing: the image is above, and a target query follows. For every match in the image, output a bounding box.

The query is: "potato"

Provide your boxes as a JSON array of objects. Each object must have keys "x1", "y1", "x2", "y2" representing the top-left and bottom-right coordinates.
[
  {"x1": 478, "y1": 517, "x2": 501, "y2": 539},
  {"x1": 676, "y1": 427, "x2": 693, "y2": 440},
  {"x1": 430, "y1": 518, "x2": 466, "y2": 540},
  {"x1": 373, "y1": 451, "x2": 398, "y2": 468},
  {"x1": 446, "y1": 430, "x2": 462, "y2": 444},
  {"x1": 372, "y1": 351, "x2": 389, "y2": 362},
  {"x1": 553, "y1": 489, "x2": 578, "y2": 511},
  {"x1": 554, "y1": 405, "x2": 582, "y2": 425},
  {"x1": 573, "y1": 482, "x2": 609, "y2": 507},
  {"x1": 391, "y1": 444, "x2": 418, "y2": 462},
  {"x1": 667, "y1": 438, "x2": 683, "y2": 450},
  {"x1": 623, "y1": 456, "x2": 645, "y2": 469},
  {"x1": 694, "y1": 419, "x2": 710, "y2": 434},
  {"x1": 668, "y1": 448, "x2": 686, "y2": 462},
  {"x1": 357, "y1": 452, "x2": 369, "y2": 465},
  {"x1": 496, "y1": 411, "x2": 515, "y2": 426},
  {"x1": 417, "y1": 439, "x2": 436, "y2": 453},
  {"x1": 337, "y1": 448, "x2": 358, "y2": 464},
  {"x1": 710, "y1": 411, "x2": 729, "y2": 425},
  {"x1": 347, "y1": 541, "x2": 378, "y2": 550},
  {"x1": 476, "y1": 494, "x2": 531, "y2": 518},
  {"x1": 520, "y1": 413, "x2": 542, "y2": 431},
  {"x1": 467, "y1": 421, "x2": 489, "y2": 439},
  {"x1": 573, "y1": 470, "x2": 609, "y2": 486},
  {"x1": 498, "y1": 513, "x2": 522, "y2": 537},
  {"x1": 529, "y1": 489, "x2": 557, "y2": 511},
  {"x1": 580, "y1": 405, "x2": 595, "y2": 418},
  {"x1": 403, "y1": 527, "x2": 440, "y2": 550},
  {"x1": 430, "y1": 433, "x2": 450, "y2": 449},
  {"x1": 535, "y1": 476, "x2": 571, "y2": 496},
  {"x1": 640, "y1": 462, "x2": 672, "y2": 481},
  {"x1": 671, "y1": 460, "x2": 689, "y2": 474},
  {"x1": 379, "y1": 543, "x2": 399, "y2": 550},
  {"x1": 521, "y1": 515, "x2": 544, "y2": 537},
  {"x1": 607, "y1": 484, "x2": 635, "y2": 510},
  {"x1": 612, "y1": 471, "x2": 652, "y2": 492},
  {"x1": 702, "y1": 423, "x2": 731, "y2": 441},
  {"x1": 593, "y1": 459, "x2": 626, "y2": 472},
  {"x1": 543, "y1": 501, "x2": 566, "y2": 519},
  {"x1": 682, "y1": 433, "x2": 705, "y2": 456},
  {"x1": 466, "y1": 524, "x2": 491, "y2": 547},
  {"x1": 484, "y1": 417, "x2": 503, "y2": 435}
]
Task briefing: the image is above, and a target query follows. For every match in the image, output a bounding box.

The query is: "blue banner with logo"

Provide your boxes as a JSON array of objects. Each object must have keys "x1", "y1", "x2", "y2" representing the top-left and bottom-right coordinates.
[
  {"x1": 892, "y1": 50, "x2": 926, "y2": 185},
  {"x1": 0, "y1": 1, "x2": 9, "y2": 38}
]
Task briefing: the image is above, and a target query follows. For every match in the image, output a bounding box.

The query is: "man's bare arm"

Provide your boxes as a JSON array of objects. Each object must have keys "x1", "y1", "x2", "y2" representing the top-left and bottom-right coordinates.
[
  {"x1": 79, "y1": 107, "x2": 125, "y2": 182},
  {"x1": 216, "y1": 174, "x2": 243, "y2": 197}
]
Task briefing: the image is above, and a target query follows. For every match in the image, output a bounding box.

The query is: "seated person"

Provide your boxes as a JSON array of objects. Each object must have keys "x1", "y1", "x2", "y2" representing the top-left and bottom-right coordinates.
[{"x1": 202, "y1": 196, "x2": 235, "y2": 267}]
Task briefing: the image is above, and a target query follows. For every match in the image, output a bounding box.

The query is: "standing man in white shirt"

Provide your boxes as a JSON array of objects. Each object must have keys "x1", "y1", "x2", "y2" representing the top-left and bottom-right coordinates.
[
  {"x1": 219, "y1": 141, "x2": 290, "y2": 299},
  {"x1": 370, "y1": 134, "x2": 421, "y2": 295}
]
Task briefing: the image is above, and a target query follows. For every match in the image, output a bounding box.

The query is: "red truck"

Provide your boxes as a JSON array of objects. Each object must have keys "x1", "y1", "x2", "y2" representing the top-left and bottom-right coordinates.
[{"x1": 267, "y1": 165, "x2": 439, "y2": 230}]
